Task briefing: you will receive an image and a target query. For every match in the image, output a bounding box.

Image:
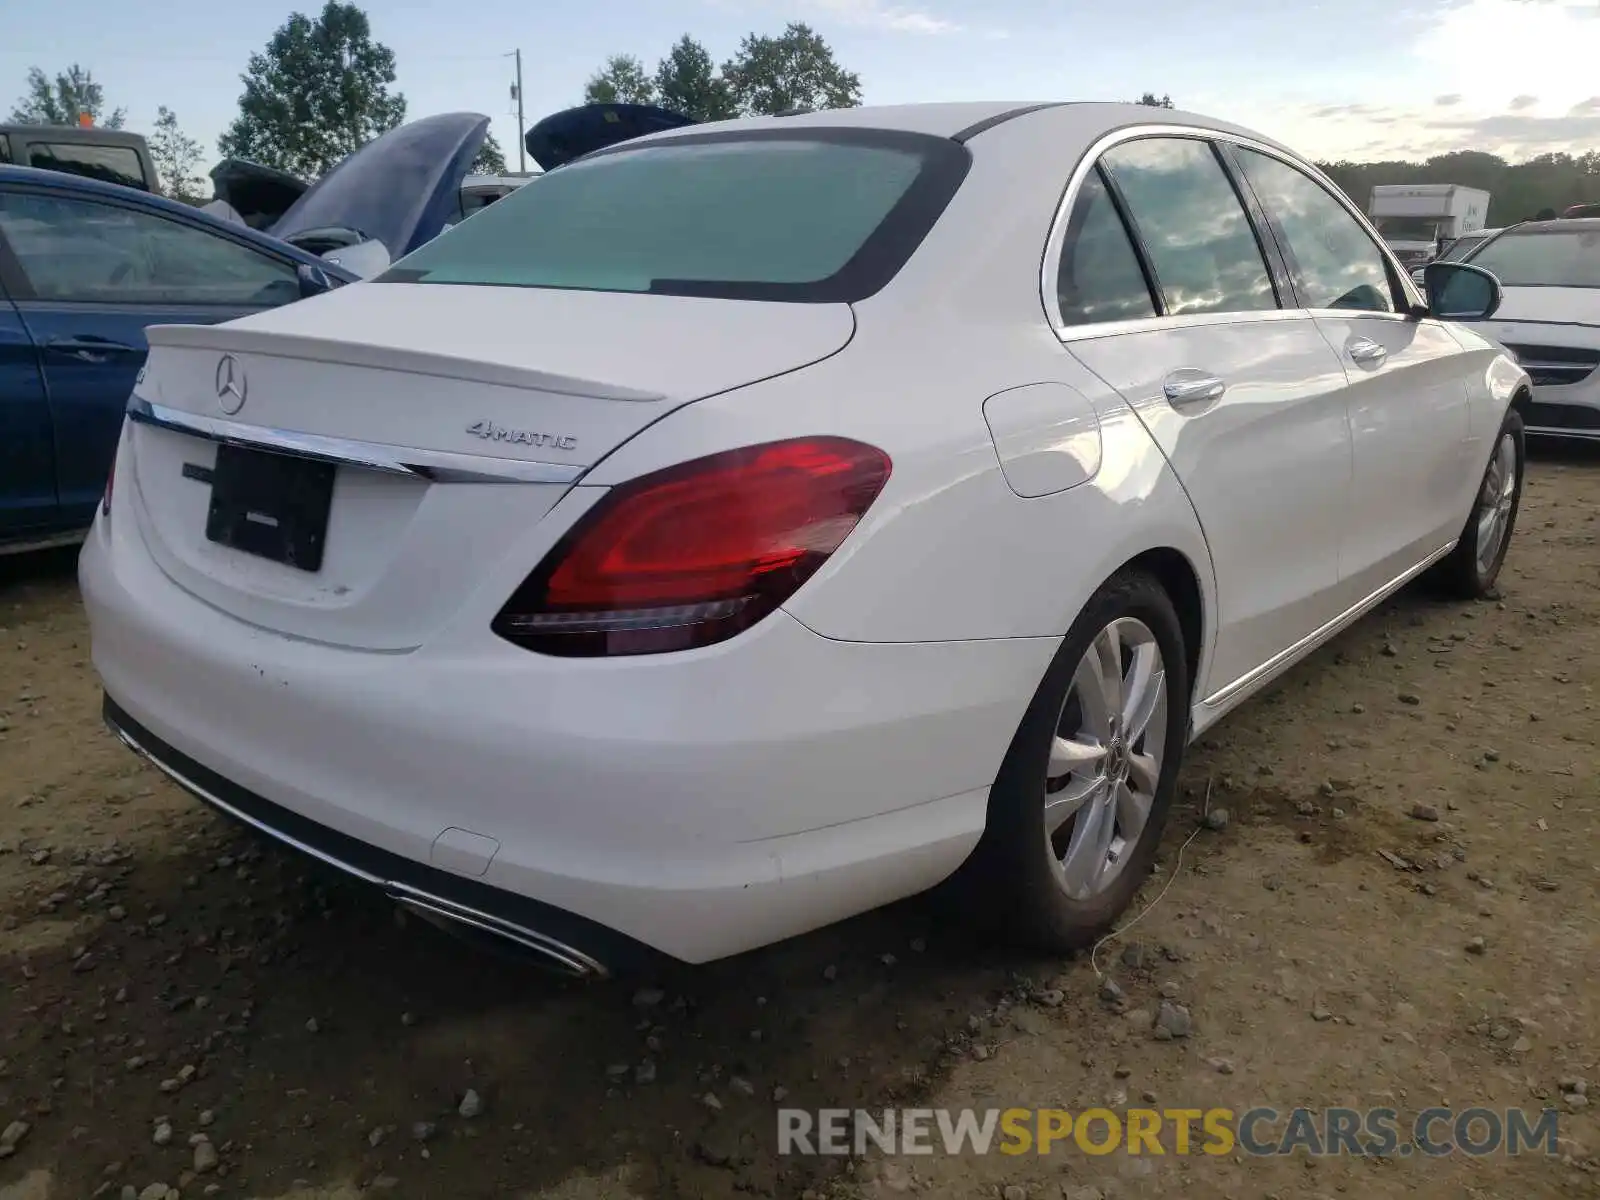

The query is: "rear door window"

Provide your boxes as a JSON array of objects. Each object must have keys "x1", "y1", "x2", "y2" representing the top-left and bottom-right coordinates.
[
  {"x1": 1099, "y1": 137, "x2": 1278, "y2": 316},
  {"x1": 26, "y1": 142, "x2": 148, "y2": 191},
  {"x1": 0, "y1": 191, "x2": 299, "y2": 306},
  {"x1": 1054, "y1": 167, "x2": 1157, "y2": 326}
]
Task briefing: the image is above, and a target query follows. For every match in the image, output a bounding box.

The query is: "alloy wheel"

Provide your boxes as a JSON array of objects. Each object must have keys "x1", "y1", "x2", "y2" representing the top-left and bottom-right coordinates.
[
  {"x1": 1043, "y1": 616, "x2": 1168, "y2": 900},
  {"x1": 1476, "y1": 430, "x2": 1518, "y2": 577}
]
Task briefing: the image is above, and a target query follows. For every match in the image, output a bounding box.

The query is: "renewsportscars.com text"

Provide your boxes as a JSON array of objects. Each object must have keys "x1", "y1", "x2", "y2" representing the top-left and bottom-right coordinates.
[{"x1": 777, "y1": 1106, "x2": 1560, "y2": 1157}]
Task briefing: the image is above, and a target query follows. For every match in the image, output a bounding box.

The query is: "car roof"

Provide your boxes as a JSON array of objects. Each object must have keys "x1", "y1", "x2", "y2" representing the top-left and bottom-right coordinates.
[
  {"x1": 1502, "y1": 218, "x2": 1600, "y2": 234},
  {"x1": 579, "y1": 100, "x2": 1301, "y2": 158},
  {"x1": 0, "y1": 163, "x2": 361, "y2": 281},
  {"x1": 0, "y1": 124, "x2": 149, "y2": 148},
  {"x1": 0, "y1": 162, "x2": 192, "y2": 209}
]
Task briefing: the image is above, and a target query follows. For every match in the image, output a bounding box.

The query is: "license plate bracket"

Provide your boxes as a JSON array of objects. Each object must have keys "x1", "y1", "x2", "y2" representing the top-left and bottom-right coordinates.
[{"x1": 204, "y1": 444, "x2": 336, "y2": 572}]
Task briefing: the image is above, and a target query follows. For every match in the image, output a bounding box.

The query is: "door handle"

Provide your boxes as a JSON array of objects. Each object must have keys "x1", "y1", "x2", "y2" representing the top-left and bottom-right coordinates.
[
  {"x1": 1162, "y1": 369, "x2": 1227, "y2": 409},
  {"x1": 1347, "y1": 337, "x2": 1388, "y2": 365},
  {"x1": 44, "y1": 336, "x2": 141, "y2": 364}
]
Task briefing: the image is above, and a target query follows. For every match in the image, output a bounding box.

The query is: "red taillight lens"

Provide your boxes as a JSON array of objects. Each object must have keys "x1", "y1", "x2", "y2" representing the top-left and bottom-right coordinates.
[{"x1": 492, "y1": 437, "x2": 892, "y2": 657}]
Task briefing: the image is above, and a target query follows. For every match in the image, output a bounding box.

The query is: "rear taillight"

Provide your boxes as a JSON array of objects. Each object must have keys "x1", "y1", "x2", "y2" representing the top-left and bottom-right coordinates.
[{"x1": 492, "y1": 437, "x2": 892, "y2": 657}]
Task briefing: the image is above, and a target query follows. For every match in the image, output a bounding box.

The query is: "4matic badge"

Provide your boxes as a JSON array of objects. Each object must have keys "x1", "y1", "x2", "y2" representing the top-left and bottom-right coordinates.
[{"x1": 466, "y1": 420, "x2": 577, "y2": 452}]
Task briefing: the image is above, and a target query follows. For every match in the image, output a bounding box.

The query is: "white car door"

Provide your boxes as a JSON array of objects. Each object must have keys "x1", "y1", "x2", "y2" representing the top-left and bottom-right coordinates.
[
  {"x1": 1228, "y1": 146, "x2": 1474, "y2": 602},
  {"x1": 1052, "y1": 135, "x2": 1354, "y2": 699}
]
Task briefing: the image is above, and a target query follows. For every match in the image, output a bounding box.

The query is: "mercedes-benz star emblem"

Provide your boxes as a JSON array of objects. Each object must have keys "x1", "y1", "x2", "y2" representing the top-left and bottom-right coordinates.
[{"x1": 214, "y1": 354, "x2": 247, "y2": 415}]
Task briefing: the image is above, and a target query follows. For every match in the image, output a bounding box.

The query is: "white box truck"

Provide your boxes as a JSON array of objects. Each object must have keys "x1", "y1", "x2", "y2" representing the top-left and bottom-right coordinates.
[{"x1": 1368, "y1": 184, "x2": 1491, "y2": 271}]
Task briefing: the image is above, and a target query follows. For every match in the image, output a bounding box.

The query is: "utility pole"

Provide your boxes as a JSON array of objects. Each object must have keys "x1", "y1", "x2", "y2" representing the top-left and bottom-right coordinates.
[{"x1": 511, "y1": 49, "x2": 526, "y2": 173}]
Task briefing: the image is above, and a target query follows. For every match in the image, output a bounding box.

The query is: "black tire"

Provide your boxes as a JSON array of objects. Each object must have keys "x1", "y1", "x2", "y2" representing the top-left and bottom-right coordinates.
[
  {"x1": 962, "y1": 569, "x2": 1190, "y2": 953},
  {"x1": 1430, "y1": 406, "x2": 1525, "y2": 599}
]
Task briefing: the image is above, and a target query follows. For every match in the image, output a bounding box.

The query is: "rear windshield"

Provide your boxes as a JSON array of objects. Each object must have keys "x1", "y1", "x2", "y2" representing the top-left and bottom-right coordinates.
[
  {"x1": 28, "y1": 142, "x2": 149, "y2": 191},
  {"x1": 1465, "y1": 227, "x2": 1600, "y2": 287},
  {"x1": 379, "y1": 129, "x2": 970, "y2": 303}
]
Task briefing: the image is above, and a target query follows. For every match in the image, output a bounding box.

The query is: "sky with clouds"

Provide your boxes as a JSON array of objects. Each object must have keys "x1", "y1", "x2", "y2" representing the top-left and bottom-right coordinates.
[{"x1": 6, "y1": 0, "x2": 1600, "y2": 172}]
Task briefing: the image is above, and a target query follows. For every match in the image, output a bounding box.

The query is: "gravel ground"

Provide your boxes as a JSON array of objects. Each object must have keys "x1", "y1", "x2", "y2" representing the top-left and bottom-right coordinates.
[{"x1": 1, "y1": 446, "x2": 1597, "y2": 1200}]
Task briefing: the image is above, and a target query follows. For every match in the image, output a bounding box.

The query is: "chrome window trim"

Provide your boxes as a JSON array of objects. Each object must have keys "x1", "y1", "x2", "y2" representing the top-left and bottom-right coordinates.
[
  {"x1": 1041, "y1": 306, "x2": 1306, "y2": 345},
  {"x1": 1041, "y1": 123, "x2": 1425, "y2": 342},
  {"x1": 125, "y1": 394, "x2": 585, "y2": 485}
]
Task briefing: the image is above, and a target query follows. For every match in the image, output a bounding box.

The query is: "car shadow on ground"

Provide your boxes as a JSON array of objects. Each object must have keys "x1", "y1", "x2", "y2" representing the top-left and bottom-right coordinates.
[
  {"x1": 0, "y1": 544, "x2": 78, "y2": 588},
  {"x1": 1528, "y1": 434, "x2": 1600, "y2": 466}
]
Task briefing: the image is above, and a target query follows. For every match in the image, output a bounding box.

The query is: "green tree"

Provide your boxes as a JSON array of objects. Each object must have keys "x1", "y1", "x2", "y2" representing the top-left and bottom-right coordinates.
[
  {"x1": 471, "y1": 130, "x2": 507, "y2": 174},
  {"x1": 218, "y1": 1, "x2": 406, "y2": 178},
  {"x1": 1135, "y1": 92, "x2": 1174, "y2": 108},
  {"x1": 653, "y1": 35, "x2": 737, "y2": 121},
  {"x1": 584, "y1": 55, "x2": 656, "y2": 105},
  {"x1": 9, "y1": 64, "x2": 126, "y2": 128},
  {"x1": 149, "y1": 106, "x2": 206, "y2": 202},
  {"x1": 722, "y1": 23, "x2": 862, "y2": 116}
]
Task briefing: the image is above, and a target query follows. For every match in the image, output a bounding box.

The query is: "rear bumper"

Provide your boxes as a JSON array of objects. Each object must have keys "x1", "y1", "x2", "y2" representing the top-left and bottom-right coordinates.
[
  {"x1": 81, "y1": 507, "x2": 1055, "y2": 965},
  {"x1": 103, "y1": 696, "x2": 645, "y2": 977}
]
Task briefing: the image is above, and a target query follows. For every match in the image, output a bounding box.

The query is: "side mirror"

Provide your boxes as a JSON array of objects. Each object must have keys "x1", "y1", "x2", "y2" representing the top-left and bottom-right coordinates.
[
  {"x1": 1424, "y1": 261, "x2": 1502, "y2": 320},
  {"x1": 296, "y1": 263, "x2": 334, "y2": 298}
]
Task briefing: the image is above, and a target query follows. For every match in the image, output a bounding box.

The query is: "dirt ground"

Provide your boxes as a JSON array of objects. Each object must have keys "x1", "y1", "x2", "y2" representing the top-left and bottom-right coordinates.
[{"x1": 2, "y1": 446, "x2": 1598, "y2": 1200}]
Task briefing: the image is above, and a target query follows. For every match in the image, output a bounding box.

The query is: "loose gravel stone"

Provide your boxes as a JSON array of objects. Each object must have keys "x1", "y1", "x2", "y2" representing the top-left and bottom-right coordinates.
[
  {"x1": 193, "y1": 1139, "x2": 219, "y2": 1173},
  {"x1": 1153, "y1": 1001, "x2": 1192, "y2": 1040},
  {"x1": 0, "y1": 1119, "x2": 30, "y2": 1157}
]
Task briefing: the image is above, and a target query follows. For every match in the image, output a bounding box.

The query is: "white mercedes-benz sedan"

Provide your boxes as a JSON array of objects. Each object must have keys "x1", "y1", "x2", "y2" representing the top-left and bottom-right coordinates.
[
  {"x1": 80, "y1": 102, "x2": 1529, "y2": 977},
  {"x1": 1449, "y1": 218, "x2": 1600, "y2": 440}
]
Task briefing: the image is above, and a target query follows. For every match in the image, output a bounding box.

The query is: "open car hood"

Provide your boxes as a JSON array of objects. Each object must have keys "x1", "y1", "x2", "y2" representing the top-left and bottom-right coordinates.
[
  {"x1": 208, "y1": 159, "x2": 309, "y2": 230},
  {"x1": 269, "y1": 112, "x2": 489, "y2": 263},
  {"x1": 524, "y1": 102, "x2": 698, "y2": 171}
]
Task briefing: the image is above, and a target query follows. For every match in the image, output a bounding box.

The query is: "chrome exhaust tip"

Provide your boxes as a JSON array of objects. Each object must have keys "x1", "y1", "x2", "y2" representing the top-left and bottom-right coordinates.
[{"x1": 391, "y1": 895, "x2": 608, "y2": 980}]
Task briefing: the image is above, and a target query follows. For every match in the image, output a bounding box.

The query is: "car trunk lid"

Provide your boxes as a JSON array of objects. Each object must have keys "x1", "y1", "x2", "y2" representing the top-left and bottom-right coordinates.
[
  {"x1": 123, "y1": 281, "x2": 855, "y2": 651},
  {"x1": 524, "y1": 102, "x2": 698, "y2": 171}
]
